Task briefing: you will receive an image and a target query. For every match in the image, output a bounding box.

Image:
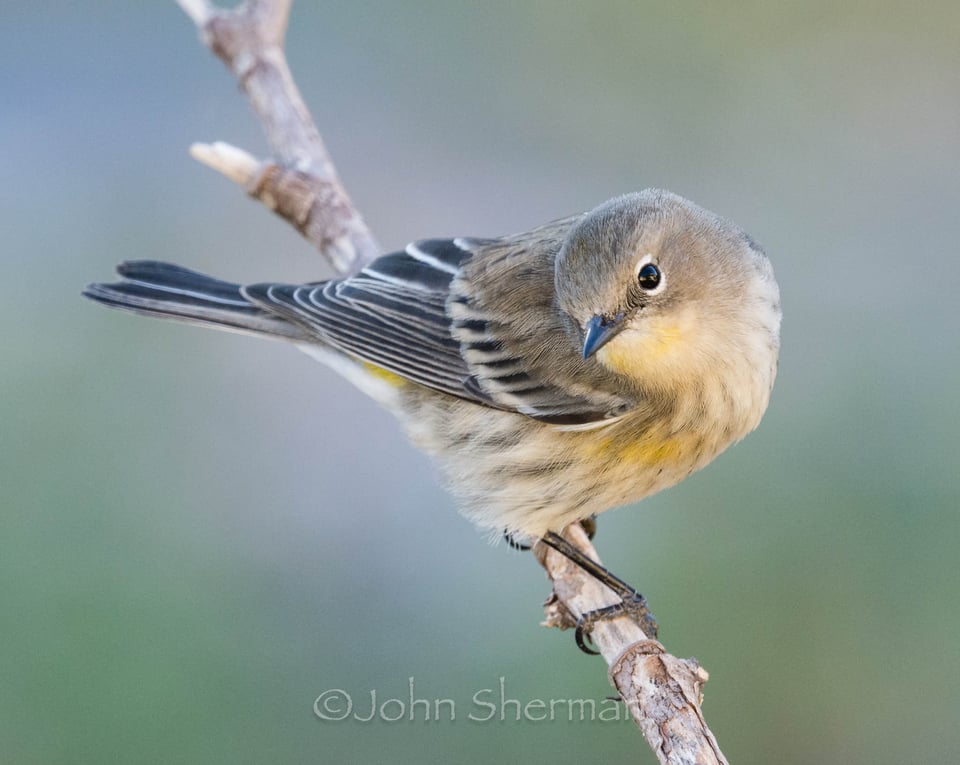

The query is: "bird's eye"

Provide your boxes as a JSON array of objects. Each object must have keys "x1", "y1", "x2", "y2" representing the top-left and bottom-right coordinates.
[{"x1": 637, "y1": 263, "x2": 662, "y2": 291}]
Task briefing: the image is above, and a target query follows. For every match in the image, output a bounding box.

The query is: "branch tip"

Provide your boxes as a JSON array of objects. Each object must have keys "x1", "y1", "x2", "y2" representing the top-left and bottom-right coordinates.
[
  {"x1": 175, "y1": 0, "x2": 212, "y2": 26},
  {"x1": 189, "y1": 141, "x2": 259, "y2": 185}
]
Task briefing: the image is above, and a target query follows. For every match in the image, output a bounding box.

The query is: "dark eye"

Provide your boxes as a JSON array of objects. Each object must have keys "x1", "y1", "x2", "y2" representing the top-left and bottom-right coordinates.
[{"x1": 637, "y1": 263, "x2": 661, "y2": 291}]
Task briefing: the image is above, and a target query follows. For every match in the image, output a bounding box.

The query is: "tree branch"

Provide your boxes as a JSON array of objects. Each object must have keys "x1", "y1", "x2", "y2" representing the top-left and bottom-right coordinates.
[
  {"x1": 177, "y1": 0, "x2": 378, "y2": 274},
  {"x1": 177, "y1": 2, "x2": 729, "y2": 762},
  {"x1": 536, "y1": 525, "x2": 728, "y2": 764}
]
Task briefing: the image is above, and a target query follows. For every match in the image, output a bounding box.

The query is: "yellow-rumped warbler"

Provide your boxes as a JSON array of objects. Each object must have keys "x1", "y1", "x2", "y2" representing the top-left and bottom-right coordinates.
[{"x1": 85, "y1": 190, "x2": 780, "y2": 640}]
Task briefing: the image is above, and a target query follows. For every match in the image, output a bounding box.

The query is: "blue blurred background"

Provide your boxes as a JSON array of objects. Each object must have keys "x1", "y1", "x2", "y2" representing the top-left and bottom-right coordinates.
[{"x1": 3, "y1": 2, "x2": 958, "y2": 763}]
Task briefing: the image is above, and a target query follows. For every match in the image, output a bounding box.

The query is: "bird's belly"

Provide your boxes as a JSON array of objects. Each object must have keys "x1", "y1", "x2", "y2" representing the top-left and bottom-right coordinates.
[{"x1": 401, "y1": 397, "x2": 733, "y2": 538}]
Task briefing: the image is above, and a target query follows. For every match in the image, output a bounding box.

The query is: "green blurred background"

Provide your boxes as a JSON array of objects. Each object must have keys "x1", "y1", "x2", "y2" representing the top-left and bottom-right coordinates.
[{"x1": 3, "y1": 2, "x2": 958, "y2": 763}]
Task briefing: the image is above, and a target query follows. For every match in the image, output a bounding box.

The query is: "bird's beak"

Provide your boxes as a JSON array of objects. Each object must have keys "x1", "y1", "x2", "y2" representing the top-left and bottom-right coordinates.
[{"x1": 582, "y1": 313, "x2": 625, "y2": 359}]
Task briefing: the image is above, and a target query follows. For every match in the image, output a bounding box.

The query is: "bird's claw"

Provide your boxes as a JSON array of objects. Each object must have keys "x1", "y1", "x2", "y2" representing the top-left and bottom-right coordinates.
[{"x1": 574, "y1": 591, "x2": 659, "y2": 655}]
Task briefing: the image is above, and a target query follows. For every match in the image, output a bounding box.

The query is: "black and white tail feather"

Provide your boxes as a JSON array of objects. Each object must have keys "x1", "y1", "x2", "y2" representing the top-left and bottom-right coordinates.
[{"x1": 83, "y1": 261, "x2": 312, "y2": 341}]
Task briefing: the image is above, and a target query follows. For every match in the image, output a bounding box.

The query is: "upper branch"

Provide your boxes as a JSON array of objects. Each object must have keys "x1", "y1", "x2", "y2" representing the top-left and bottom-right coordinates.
[{"x1": 177, "y1": 0, "x2": 379, "y2": 274}]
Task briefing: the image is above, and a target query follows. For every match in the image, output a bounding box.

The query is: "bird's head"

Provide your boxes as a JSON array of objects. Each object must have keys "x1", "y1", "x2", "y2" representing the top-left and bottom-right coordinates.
[{"x1": 555, "y1": 190, "x2": 781, "y2": 407}]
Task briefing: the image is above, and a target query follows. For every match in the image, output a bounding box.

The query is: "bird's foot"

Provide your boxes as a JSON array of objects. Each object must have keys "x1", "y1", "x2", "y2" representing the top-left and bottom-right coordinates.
[{"x1": 575, "y1": 591, "x2": 659, "y2": 655}]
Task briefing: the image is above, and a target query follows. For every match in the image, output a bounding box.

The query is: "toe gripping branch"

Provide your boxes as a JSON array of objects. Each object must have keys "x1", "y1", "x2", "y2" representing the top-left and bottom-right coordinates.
[{"x1": 539, "y1": 531, "x2": 658, "y2": 655}]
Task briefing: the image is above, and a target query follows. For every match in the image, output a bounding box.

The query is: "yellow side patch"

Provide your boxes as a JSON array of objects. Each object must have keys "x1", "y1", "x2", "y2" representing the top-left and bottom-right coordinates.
[
  {"x1": 361, "y1": 362, "x2": 408, "y2": 388},
  {"x1": 617, "y1": 434, "x2": 687, "y2": 465},
  {"x1": 589, "y1": 432, "x2": 685, "y2": 466}
]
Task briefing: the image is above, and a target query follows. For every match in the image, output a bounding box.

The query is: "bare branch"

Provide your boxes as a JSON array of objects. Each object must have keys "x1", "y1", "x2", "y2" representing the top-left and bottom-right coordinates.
[
  {"x1": 179, "y1": 0, "x2": 379, "y2": 274},
  {"x1": 179, "y1": 2, "x2": 730, "y2": 761},
  {"x1": 537, "y1": 525, "x2": 728, "y2": 765}
]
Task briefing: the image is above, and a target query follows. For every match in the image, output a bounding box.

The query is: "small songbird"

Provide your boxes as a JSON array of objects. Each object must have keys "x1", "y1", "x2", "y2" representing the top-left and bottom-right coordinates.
[{"x1": 85, "y1": 189, "x2": 781, "y2": 643}]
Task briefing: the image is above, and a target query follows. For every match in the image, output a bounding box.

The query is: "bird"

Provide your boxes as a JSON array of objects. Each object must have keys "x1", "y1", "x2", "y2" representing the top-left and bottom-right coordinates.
[{"x1": 85, "y1": 189, "x2": 781, "y2": 647}]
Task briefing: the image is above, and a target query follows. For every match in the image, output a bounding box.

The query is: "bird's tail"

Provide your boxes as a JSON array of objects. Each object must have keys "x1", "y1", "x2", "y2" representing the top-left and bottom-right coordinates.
[{"x1": 83, "y1": 261, "x2": 310, "y2": 341}]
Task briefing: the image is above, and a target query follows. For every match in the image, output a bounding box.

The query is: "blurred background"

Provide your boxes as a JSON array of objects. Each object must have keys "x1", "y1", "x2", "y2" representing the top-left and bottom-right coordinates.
[{"x1": 3, "y1": 2, "x2": 958, "y2": 763}]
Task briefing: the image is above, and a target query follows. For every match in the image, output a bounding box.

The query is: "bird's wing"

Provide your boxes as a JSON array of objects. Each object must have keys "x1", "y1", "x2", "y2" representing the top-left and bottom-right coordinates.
[
  {"x1": 245, "y1": 235, "x2": 632, "y2": 426},
  {"x1": 244, "y1": 240, "x2": 474, "y2": 399}
]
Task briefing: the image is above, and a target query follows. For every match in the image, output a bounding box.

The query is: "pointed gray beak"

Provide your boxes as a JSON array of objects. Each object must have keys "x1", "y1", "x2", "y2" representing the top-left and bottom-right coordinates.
[{"x1": 582, "y1": 313, "x2": 625, "y2": 359}]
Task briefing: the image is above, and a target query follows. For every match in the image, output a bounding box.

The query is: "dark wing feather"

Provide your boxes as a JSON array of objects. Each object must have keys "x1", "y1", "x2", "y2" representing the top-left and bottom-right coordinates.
[
  {"x1": 243, "y1": 241, "x2": 476, "y2": 400},
  {"x1": 246, "y1": 234, "x2": 634, "y2": 425}
]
